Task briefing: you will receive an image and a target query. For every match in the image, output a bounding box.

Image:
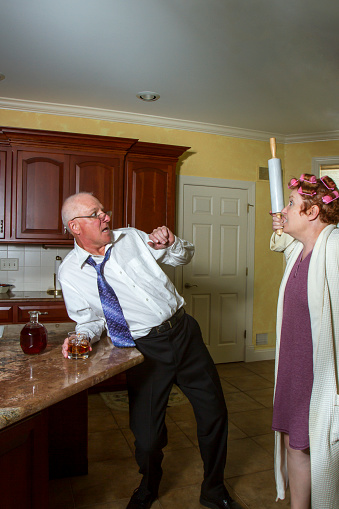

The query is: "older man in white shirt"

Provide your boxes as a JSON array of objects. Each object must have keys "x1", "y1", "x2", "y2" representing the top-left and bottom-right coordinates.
[{"x1": 59, "y1": 192, "x2": 241, "y2": 509}]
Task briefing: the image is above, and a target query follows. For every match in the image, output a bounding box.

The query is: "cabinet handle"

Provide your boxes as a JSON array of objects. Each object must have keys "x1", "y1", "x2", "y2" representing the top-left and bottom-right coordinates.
[{"x1": 0, "y1": 220, "x2": 3, "y2": 233}]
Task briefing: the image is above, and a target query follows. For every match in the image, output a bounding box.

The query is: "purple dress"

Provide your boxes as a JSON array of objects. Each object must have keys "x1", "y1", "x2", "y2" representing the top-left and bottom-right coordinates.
[{"x1": 272, "y1": 250, "x2": 314, "y2": 450}]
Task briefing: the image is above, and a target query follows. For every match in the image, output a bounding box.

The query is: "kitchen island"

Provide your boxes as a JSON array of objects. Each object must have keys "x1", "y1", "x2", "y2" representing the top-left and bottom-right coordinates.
[{"x1": 0, "y1": 330, "x2": 144, "y2": 509}]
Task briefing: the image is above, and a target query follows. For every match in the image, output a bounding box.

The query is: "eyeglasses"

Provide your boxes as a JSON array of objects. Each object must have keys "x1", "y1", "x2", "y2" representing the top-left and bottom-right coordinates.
[{"x1": 71, "y1": 211, "x2": 112, "y2": 221}]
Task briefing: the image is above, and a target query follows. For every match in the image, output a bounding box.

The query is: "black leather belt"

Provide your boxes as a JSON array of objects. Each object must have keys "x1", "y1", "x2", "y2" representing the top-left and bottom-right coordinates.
[{"x1": 151, "y1": 308, "x2": 185, "y2": 335}]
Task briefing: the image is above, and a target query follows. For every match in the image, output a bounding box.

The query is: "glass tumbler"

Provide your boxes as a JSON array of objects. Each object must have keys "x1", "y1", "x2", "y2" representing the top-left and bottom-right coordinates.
[{"x1": 67, "y1": 331, "x2": 90, "y2": 359}]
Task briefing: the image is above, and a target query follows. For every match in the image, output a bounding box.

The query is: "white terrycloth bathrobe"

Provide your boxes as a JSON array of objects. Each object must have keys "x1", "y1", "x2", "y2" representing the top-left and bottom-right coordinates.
[{"x1": 270, "y1": 224, "x2": 339, "y2": 508}]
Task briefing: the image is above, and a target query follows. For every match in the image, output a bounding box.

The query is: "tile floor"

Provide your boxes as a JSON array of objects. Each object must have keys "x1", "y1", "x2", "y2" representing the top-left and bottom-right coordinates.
[{"x1": 49, "y1": 360, "x2": 291, "y2": 509}]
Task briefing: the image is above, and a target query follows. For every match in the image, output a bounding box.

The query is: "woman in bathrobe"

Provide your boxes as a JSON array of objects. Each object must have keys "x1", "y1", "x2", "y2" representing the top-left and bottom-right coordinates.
[{"x1": 271, "y1": 174, "x2": 339, "y2": 509}]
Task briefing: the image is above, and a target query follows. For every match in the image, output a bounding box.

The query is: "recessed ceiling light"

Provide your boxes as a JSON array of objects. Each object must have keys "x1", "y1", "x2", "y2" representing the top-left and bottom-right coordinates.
[
  {"x1": 137, "y1": 91, "x2": 160, "y2": 102},
  {"x1": 0, "y1": 74, "x2": 5, "y2": 82}
]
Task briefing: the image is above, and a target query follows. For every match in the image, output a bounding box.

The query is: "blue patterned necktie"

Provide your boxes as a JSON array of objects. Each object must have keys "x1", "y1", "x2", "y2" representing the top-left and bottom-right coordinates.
[{"x1": 86, "y1": 246, "x2": 135, "y2": 347}]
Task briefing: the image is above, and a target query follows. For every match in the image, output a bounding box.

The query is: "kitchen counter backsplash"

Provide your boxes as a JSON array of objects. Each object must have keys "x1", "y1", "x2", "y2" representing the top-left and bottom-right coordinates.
[{"x1": 0, "y1": 244, "x2": 72, "y2": 292}]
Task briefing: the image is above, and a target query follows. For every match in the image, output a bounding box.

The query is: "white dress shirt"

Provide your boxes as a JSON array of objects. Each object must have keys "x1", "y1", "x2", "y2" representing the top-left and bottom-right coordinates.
[{"x1": 59, "y1": 227, "x2": 194, "y2": 343}]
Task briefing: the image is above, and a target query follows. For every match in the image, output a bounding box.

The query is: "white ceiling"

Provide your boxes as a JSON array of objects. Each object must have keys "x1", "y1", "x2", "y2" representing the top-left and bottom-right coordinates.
[{"x1": 0, "y1": 0, "x2": 338, "y2": 139}]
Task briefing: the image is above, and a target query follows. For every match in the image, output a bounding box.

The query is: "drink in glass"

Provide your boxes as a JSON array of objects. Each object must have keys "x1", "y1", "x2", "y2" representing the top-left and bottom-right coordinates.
[{"x1": 67, "y1": 332, "x2": 90, "y2": 359}]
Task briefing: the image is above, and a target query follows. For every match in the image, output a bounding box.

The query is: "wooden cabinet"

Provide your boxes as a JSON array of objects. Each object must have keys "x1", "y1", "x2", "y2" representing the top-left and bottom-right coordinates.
[
  {"x1": 125, "y1": 142, "x2": 183, "y2": 233},
  {"x1": 14, "y1": 150, "x2": 124, "y2": 241},
  {"x1": 0, "y1": 148, "x2": 10, "y2": 240},
  {"x1": 0, "y1": 300, "x2": 72, "y2": 324},
  {"x1": 0, "y1": 127, "x2": 189, "y2": 244},
  {"x1": 0, "y1": 391, "x2": 89, "y2": 508},
  {"x1": 0, "y1": 412, "x2": 49, "y2": 509},
  {"x1": 0, "y1": 304, "x2": 14, "y2": 323},
  {"x1": 69, "y1": 153, "x2": 124, "y2": 230},
  {"x1": 15, "y1": 150, "x2": 70, "y2": 241}
]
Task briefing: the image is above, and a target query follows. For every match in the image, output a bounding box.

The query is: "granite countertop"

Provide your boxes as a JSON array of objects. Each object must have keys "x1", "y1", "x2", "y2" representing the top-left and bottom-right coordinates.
[
  {"x1": 0, "y1": 290, "x2": 64, "y2": 302},
  {"x1": 0, "y1": 330, "x2": 144, "y2": 430}
]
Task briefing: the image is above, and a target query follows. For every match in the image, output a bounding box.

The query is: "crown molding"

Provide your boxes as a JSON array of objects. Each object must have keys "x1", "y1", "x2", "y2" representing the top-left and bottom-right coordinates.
[
  {"x1": 0, "y1": 97, "x2": 284, "y2": 143},
  {"x1": 1, "y1": 97, "x2": 338, "y2": 144},
  {"x1": 284, "y1": 131, "x2": 339, "y2": 143}
]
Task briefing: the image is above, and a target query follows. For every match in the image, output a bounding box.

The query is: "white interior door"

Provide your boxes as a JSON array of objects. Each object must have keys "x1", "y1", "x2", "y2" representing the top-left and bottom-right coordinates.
[{"x1": 181, "y1": 184, "x2": 248, "y2": 363}]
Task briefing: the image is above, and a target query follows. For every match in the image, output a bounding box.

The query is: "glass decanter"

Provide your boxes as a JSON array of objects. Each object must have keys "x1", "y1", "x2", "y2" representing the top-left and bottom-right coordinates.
[{"x1": 20, "y1": 311, "x2": 48, "y2": 354}]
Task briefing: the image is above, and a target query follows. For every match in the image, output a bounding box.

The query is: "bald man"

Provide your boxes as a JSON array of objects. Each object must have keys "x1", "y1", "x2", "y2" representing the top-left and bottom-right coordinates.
[{"x1": 59, "y1": 193, "x2": 240, "y2": 509}]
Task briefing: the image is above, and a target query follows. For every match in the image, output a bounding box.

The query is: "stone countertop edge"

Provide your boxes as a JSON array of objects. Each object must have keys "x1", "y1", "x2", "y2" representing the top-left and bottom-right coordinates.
[
  {"x1": 0, "y1": 290, "x2": 65, "y2": 302},
  {"x1": 0, "y1": 335, "x2": 143, "y2": 430}
]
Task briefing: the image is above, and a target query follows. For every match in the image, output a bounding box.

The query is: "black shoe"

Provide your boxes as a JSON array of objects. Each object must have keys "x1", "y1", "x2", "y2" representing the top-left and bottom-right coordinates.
[
  {"x1": 200, "y1": 490, "x2": 243, "y2": 509},
  {"x1": 126, "y1": 488, "x2": 157, "y2": 509}
]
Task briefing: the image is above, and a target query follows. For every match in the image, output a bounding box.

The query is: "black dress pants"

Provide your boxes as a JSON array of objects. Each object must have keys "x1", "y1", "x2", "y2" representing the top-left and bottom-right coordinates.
[{"x1": 126, "y1": 312, "x2": 228, "y2": 499}]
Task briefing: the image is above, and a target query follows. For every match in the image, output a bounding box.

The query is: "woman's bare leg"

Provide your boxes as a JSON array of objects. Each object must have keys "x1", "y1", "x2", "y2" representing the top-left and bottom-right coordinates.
[{"x1": 283, "y1": 433, "x2": 311, "y2": 509}]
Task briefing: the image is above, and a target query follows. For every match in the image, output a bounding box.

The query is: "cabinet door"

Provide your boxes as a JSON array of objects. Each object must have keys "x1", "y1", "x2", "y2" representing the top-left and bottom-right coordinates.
[
  {"x1": 0, "y1": 305, "x2": 14, "y2": 324},
  {"x1": 15, "y1": 151, "x2": 70, "y2": 241},
  {"x1": 70, "y1": 154, "x2": 124, "y2": 229},
  {"x1": 0, "y1": 412, "x2": 48, "y2": 509},
  {"x1": 124, "y1": 158, "x2": 176, "y2": 233},
  {"x1": 17, "y1": 302, "x2": 72, "y2": 323},
  {"x1": 0, "y1": 301, "x2": 72, "y2": 324},
  {"x1": 0, "y1": 150, "x2": 10, "y2": 240}
]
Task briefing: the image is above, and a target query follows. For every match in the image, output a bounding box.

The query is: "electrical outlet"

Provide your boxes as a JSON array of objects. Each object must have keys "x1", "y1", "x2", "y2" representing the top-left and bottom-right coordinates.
[{"x1": 0, "y1": 258, "x2": 19, "y2": 270}]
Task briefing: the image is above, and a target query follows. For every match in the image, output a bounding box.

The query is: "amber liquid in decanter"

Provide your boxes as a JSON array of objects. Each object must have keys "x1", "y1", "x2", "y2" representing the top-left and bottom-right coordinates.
[{"x1": 20, "y1": 311, "x2": 47, "y2": 354}]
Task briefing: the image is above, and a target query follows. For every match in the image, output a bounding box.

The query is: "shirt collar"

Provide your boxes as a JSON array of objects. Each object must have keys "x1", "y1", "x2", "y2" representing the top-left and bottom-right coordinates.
[{"x1": 73, "y1": 229, "x2": 124, "y2": 268}]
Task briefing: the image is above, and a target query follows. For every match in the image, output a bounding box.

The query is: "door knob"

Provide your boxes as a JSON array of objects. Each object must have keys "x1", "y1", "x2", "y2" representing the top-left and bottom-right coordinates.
[{"x1": 184, "y1": 283, "x2": 198, "y2": 288}]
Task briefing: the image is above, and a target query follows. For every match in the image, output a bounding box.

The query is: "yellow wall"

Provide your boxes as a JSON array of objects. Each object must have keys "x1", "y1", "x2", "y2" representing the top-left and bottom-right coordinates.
[
  {"x1": 2, "y1": 109, "x2": 338, "y2": 351},
  {"x1": 284, "y1": 141, "x2": 339, "y2": 181}
]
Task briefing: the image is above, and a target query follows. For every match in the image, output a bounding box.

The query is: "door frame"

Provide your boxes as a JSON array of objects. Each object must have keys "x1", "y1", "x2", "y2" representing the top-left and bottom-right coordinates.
[
  {"x1": 176, "y1": 175, "x2": 256, "y2": 362},
  {"x1": 312, "y1": 156, "x2": 339, "y2": 176}
]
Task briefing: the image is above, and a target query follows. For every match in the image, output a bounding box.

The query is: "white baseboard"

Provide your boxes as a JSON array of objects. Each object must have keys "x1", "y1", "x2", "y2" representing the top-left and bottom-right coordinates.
[{"x1": 245, "y1": 345, "x2": 275, "y2": 362}]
